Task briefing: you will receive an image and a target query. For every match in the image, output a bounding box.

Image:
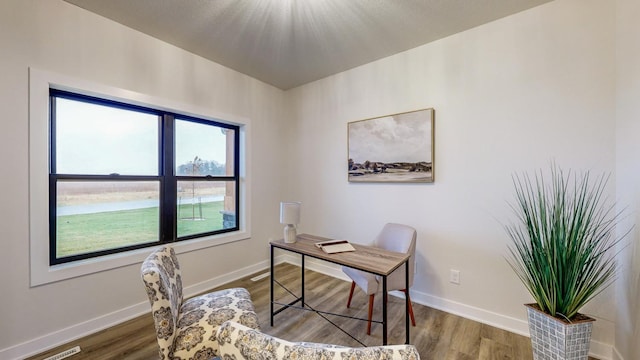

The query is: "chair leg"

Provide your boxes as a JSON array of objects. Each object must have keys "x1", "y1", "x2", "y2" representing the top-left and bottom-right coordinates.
[
  {"x1": 367, "y1": 294, "x2": 375, "y2": 335},
  {"x1": 347, "y1": 281, "x2": 356, "y2": 308},
  {"x1": 402, "y1": 289, "x2": 416, "y2": 326}
]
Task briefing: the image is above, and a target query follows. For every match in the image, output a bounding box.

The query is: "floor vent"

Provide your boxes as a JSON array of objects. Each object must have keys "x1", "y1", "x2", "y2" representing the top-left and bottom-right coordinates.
[
  {"x1": 43, "y1": 346, "x2": 81, "y2": 360},
  {"x1": 250, "y1": 272, "x2": 270, "y2": 281}
]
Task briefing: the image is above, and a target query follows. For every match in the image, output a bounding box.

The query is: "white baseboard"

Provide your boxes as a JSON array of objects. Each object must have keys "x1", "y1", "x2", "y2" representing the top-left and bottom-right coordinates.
[
  {"x1": 1, "y1": 255, "x2": 618, "y2": 360},
  {"x1": 0, "y1": 260, "x2": 270, "y2": 360},
  {"x1": 0, "y1": 302, "x2": 147, "y2": 360},
  {"x1": 589, "y1": 340, "x2": 613, "y2": 360},
  {"x1": 186, "y1": 259, "x2": 270, "y2": 296},
  {"x1": 612, "y1": 346, "x2": 624, "y2": 360},
  {"x1": 288, "y1": 256, "x2": 617, "y2": 360},
  {"x1": 412, "y1": 289, "x2": 531, "y2": 336}
]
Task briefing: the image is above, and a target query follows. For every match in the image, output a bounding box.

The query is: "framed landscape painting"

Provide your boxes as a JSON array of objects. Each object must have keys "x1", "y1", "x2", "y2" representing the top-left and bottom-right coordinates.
[{"x1": 348, "y1": 108, "x2": 434, "y2": 183}]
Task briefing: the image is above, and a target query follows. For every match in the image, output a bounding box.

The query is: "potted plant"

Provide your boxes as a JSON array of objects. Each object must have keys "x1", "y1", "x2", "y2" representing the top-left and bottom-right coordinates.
[{"x1": 504, "y1": 165, "x2": 627, "y2": 360}]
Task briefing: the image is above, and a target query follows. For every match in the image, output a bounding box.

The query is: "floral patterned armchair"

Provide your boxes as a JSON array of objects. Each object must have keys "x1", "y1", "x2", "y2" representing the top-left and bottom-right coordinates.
[
  {"x1": 141, "y1": 246, "x2": 260, "y2": 360},
  {"x1": 216, "y1": 321, "x2": 421, "y2": 360}
]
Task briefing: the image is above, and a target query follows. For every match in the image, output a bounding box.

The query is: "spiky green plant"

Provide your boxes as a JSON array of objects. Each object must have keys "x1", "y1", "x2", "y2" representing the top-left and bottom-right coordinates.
[{"x1": 505, "y1": 166, "x2": 625, "y2": 320}]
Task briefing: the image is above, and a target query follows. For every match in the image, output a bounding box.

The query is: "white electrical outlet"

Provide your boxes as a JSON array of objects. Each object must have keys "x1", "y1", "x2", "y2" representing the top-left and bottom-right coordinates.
[{"x1": 450, "y1": 269, "x2": 460, "y2": 285}]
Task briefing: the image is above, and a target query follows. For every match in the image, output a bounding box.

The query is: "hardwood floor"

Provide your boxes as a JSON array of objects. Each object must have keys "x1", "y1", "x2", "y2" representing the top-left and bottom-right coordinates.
[{"x1": 27, "y1": 263, "x2": 597, "y2": 360}]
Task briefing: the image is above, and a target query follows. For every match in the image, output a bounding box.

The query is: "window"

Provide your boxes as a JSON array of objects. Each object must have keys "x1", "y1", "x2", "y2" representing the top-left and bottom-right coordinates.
[{"x1": 50, "y1": 90, "x2": 240, "y2": 265}]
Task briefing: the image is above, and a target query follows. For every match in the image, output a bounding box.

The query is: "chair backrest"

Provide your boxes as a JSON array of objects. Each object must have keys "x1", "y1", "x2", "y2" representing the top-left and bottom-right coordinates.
[
  {"x1": 141, "y1": 246, "x2": 183, "y2": 359},
  {"x1": 375, "y1": 223, "x2": 417, "y2": 290}
]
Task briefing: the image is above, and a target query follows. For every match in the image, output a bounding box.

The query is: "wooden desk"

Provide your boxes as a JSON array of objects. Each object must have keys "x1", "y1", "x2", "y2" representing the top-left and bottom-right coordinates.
[{"x1": 270, "y1": 233, "x2": 410, "y2": 345}]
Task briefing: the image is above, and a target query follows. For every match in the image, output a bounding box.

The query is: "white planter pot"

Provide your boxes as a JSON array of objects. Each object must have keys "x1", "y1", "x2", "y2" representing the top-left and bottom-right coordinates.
[{"x1": 525, "y1": 304, "x2": 595, "y2": 360}]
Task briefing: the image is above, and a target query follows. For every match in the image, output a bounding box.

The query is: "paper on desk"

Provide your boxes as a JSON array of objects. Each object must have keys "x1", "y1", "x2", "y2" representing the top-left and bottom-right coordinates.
[{"x1": 314, "y1": 240, "x2": 356, "y2": 254}]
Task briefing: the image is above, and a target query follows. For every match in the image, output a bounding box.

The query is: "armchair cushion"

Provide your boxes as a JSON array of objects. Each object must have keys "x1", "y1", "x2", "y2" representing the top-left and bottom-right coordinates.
[
  {"x1": 172, "y1": 288, "x2": 260, "y2": 359},
  {"x1": 216, "y1": 321, "x2": 420, "y2": 360}
]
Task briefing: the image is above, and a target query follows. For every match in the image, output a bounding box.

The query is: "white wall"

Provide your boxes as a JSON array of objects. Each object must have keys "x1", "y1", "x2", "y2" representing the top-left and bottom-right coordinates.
[
  {"x1": 0, "y1": 0, "x2": 287, "y2": 358},
  {"x1": 1, "y1": 0, "x2": 632, "y2": 359},
  {"x1": 615, "y1": 0, "x2": 640, "y2": 359},
  {"x1": 287, "y1": 0, "x2": 618, "y2": 357}
]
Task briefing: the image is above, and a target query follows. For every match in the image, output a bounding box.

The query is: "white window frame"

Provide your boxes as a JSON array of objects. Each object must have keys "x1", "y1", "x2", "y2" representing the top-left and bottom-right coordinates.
[{"x1": 29, "y1": 68, "x2": 252, "y2": 287}]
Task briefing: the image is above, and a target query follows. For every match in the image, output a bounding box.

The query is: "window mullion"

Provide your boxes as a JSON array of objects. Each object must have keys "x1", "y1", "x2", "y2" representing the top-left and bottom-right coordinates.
[
  {"x1": 49, "y1": 94, "x2": 57, "y2": 264},
  {"x1": 161, "y1": 114, "x2": 176, "y2": 243},
  {"x1": 234, "y1": 126, "x2": 240, "y2": 229}
]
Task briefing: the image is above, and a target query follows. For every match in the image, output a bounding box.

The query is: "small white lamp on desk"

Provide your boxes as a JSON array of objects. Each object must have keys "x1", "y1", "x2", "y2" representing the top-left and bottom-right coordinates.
[{"x1": 280, "y1": 201, "x2": 301, "y2": 243}]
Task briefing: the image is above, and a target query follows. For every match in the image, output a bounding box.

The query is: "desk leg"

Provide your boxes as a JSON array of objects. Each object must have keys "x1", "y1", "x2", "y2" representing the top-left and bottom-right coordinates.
[
  {"x1": 301, "y1": 255, "x2": 305, "y2": 306},
  {"x1": 270, "y1": 245, "x2": 274, "y2": 327},
  {"x1": 405, "y1": 259, "x2": 410, "y2": 344},
  {"x1": 382, "y1": 275, "x2": 388, "y2": 345}
]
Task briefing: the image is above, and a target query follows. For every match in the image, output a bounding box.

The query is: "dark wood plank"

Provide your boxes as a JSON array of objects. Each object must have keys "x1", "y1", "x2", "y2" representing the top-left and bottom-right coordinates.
[{"x1": 478, "y1": 338, "x2": 513, "y2": 360}]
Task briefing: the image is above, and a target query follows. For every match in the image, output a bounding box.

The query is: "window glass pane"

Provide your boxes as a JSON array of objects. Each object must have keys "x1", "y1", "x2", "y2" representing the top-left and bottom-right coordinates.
[
  {"x1": 56, "y1": 181, "x2": 160, "y2": 258},
  {"x1": 55, "y1": 97, "x2": 159, "y2": 175},
  {"x1": 177, "y1": 180, "x2": 236, "y2": 237},
  {"x1": 48, "y1": 90, "x2": 241, "y2": 266},
  {"x1": 175, "y1": 119, "x2": 234, "y2": 176}
]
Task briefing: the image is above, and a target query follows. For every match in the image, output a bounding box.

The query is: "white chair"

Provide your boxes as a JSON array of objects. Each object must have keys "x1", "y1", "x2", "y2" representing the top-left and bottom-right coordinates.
[{"x1": 342, "y1": 223, "x2": 417, "y2": 335}]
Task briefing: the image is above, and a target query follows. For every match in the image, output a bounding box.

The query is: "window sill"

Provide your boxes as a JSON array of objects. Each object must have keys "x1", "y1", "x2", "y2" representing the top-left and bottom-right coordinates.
[{"x1": 31, "y1": 231, "x2": 251, "y2": 287}]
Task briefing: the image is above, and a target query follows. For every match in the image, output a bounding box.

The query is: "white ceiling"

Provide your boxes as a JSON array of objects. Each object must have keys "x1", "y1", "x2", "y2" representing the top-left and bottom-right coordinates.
[{"x1": 63, "y1": 0, "x2": 552, "y2": 90}]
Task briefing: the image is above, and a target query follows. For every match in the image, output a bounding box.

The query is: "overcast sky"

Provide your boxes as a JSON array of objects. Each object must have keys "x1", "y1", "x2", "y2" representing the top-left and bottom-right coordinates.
[
  {"x1": 348, "y1": 110, "x2": 432, "y2": 164},
  {"x1": 56, "y1": 98, "x2": 227, "y2": 175}
]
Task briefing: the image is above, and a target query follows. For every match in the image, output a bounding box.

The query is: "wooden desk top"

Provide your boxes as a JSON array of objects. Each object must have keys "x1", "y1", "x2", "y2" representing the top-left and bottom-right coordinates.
[{"x1": 270, "y1": 233, "x2": 409, "y2": 276}]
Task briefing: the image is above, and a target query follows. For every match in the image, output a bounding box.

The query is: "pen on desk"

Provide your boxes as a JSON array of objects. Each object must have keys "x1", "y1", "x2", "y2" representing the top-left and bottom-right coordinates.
[{"x1": 315, "y1": 240, "x2": 349, "y2": 247}]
